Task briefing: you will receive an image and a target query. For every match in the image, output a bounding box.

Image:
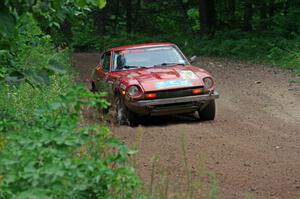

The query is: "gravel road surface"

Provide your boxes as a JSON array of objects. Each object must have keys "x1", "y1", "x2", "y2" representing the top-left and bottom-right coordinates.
[{"x1": 73, "y1": 53, "x2": 300, "y2": 199}]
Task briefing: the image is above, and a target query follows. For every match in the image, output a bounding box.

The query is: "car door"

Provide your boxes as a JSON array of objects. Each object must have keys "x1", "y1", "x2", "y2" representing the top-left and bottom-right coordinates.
[
  {"x1": 94, "y1": 51, "x2": 115, "y2": 100},
  {"x1": 94, "y1": 51, "x2": 111, "y2": 89}
]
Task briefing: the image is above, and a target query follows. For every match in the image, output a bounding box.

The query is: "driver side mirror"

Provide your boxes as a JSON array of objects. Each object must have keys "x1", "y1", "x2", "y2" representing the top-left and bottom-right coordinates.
[{"x1": 189, "y1": 55, "x2": 197, "y2": 63}]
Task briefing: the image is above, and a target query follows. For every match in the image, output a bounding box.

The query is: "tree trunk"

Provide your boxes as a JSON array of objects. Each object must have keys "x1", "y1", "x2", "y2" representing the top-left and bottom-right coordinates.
[
  {"x1": 269, "y1": 0, "x2": 275, "y2": 18},
  {"x1": 228, "y1": 0, "x2": 235, "y2": 18},
  {"x1": 114, "y1": 0, "x2": 120, "y2": 34},
  {"x1": 227, "y1": 0, "x2": 235, "y2": 28},
  {"x1": 283, "y1": 1, "x2": 289, "y2": 15},
  {"x1": 176, "y1": 0, "x2": 193, "y2": 33},
  {"x1": 199, "y1": 0, "x2": 216, "y2": 35},
  {"x1": 126, "y1": 0, "x2": 132, "y2": 33},
  {"x1": 93, "y1": 8, "x2": 107, "y2": 35},
  {"x1": 260, "y1": 2, "x2": 267, "y2": 19},
  {"x1": 134, "y1": 0, "x2": 141, "y2": 32},
  {"x1": 243, "y1": 0, "x2": 252, "y2": 31},
  {"x1": 256, "y1": 1, "x2": 268, "y2": 30}
]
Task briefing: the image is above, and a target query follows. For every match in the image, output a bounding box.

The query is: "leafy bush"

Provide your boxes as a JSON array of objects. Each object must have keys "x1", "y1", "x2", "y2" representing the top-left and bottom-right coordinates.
[
  {"x1": 0, "y1": 2, "x2": 144, "y2": 198},
  {"x1": 0, "y1": 35, "x2": 143, "y2": 197},
  {"x1": 0, "y1": 85, "x2": 142, "y2": 199},
  {"x1": 271, "y1": 8, "x2": 300, "y2": 38},
  {"x1": 195, "y1": 30, "x2": 300, "y2": 75},
  {"x1": 0, "y1": 13, "x2": 72, "y2": 121},
  {"x1": 0, "y1": 13, "x2": 67, "y2": 86}
]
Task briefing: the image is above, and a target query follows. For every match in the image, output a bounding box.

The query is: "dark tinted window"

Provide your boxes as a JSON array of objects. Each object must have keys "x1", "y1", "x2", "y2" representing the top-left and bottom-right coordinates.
[{"x1": 102, "y1": 52, "x2": 110, "y2": 72}]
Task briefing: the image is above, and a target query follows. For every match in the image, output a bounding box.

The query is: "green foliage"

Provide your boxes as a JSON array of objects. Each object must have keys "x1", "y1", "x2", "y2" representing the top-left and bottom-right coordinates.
[
  {"x1": 194, "y1": 30, "x2": 300, "y2": 75},
  {"x1": 1, "y1": 0, "x2": 106, "y2": 30},
  {"x1": 0, "y1": 19, "x2": 141, "y2": 195},
  {"x1": 60, "y1": 0, "x2": 300, "y2": 76},
  {"x1": 271, "y1": 8, "x2": 300, "y2": 38},
  {"x1": 0, "y1": 0, "x2": 107, "y2": 86},
  {"x1": 187, "y1": 8, "x2": 200, "y2": 32},
  {"x1": 0, "y1": 10, "x2": 142, "y2": 196},
  {"x1": 70, "y1": 15, "x2": 99, "y2": 51},
  {"x1": 0, "y1": 1, "x2": 144, "y2": 198},
  {"x1": 0, "y1": 12, "x2": 65, "y2": 86},
  {"x1": 0, "y1": 12, "x2": 15, "y2": 39},
  {"x1": 0, "y1": 13, "x2": 72, "y2": 119},
  {"x1": 0, "y1": 85, "x2": 141, "y2": 198}
]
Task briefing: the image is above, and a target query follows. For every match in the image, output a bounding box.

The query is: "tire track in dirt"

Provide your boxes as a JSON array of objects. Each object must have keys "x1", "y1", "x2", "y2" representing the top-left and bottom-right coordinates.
[{"x1": 73, "y1": 53, "x2": 300, "y2": 199}]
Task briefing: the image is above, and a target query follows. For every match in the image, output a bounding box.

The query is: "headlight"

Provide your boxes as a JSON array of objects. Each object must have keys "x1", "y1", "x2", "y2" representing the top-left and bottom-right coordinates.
[
  {"x1": 203, "y1": 77, "x2": 214, "y2": 89},
  {"x1": 127, "y1": 86, "x2": 141, "y2": 96}
]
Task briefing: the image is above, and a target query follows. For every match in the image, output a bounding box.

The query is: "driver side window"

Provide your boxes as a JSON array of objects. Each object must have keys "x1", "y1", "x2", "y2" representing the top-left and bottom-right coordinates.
[{"x1": 101, "y1": 52, "x2": 111, "y2": 72}]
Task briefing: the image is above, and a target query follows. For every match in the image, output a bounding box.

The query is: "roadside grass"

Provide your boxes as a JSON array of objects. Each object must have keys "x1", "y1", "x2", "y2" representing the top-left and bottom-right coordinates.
[{"x1": 243, "y1": 192, "x2": 256, "y2": 199}]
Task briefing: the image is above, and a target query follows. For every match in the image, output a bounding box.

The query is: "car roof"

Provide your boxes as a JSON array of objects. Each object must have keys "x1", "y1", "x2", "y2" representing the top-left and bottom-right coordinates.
[{"x1": 110, "y1": 42, "x2": 175, "y2": 51}]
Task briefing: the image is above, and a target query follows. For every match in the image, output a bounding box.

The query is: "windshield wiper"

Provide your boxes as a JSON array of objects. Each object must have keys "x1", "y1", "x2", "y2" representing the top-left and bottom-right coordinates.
[
  {"x1": 123, "y1": 65, "x2": 139, "y2": 69},
  {"x1": 119, "y1": 65, "x2": 148, "y2": 70},
  {"x1": 152, "y1": 62, "x2": 185, "y2": 67}
]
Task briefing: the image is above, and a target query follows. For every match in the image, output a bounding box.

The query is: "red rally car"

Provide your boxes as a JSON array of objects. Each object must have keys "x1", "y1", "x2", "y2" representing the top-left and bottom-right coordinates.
[{"x1": 91, "y1": 43, "x2": 219, "y2": 126}]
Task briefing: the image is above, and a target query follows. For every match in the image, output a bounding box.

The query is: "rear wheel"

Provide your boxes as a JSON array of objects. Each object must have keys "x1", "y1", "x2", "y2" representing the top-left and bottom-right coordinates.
[
  {"x1": 90, "y1": 81, "x2": 97, "y2": 92},
  {"x1": 115, "y1": 95, "x2": 138, "y2": 126},
  {"x1": 197, "y1": 100, "x2": 216, "y2": 121}
]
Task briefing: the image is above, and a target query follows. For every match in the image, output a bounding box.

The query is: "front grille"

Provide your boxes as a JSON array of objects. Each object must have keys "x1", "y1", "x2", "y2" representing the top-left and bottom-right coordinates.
[
  {"x1": 145, "y1": 87, "x2": 205, "y2": 99},
  {"x1": 150, "y1": 102, "x2": 199, "y2": 116},
  {"x1": 154, "y1": 102, "x2": 195, "y2": 108}
]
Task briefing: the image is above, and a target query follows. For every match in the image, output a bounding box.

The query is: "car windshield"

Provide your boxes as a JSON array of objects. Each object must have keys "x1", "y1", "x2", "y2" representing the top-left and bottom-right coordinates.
[{"x1": 113, "y1": 45, "x2": 188, "y2": 71}]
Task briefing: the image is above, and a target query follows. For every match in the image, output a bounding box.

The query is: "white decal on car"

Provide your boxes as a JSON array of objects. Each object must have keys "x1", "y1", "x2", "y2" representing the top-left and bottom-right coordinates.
[
  {"x1": 179, "y1": 70, "x2": 198, "y2": 80},
  {"x1": 155, "y1": 80, "x2": 193, "y2": 89}
]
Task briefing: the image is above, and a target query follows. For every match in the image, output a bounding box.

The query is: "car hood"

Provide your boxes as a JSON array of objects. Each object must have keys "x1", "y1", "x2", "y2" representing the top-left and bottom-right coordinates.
[{"x1": 115, "y1": 65, "x2": 211, "y2": 92}]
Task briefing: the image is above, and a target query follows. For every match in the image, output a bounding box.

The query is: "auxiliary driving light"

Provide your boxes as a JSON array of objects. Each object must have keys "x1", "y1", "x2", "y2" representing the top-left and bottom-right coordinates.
[
  {"x1": 145, "y1": 93, "x2": 157, "y2": 99},
  {"x1": 192, "y1": 88, "x2": 202, "y2": 94}
]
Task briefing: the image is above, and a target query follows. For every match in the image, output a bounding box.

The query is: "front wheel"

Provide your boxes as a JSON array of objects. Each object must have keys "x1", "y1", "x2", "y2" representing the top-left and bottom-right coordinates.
[
  {"x1": 115, "y1": 96, "x2": 138, "y2": 126},
  {"x1": 197, "y1": 100, "x2": 216, "y2": 121}
]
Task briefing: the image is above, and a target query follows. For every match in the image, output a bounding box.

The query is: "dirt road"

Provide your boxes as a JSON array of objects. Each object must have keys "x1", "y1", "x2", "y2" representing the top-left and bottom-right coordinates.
[{"x1": 73, "y1": 53, "x2": 300, "y2": 199}]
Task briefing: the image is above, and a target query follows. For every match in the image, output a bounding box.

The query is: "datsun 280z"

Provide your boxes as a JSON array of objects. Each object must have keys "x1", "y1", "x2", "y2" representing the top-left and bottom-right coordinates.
[{"x1": 91, "y1": 43, "x2": 219, "y2": 126}]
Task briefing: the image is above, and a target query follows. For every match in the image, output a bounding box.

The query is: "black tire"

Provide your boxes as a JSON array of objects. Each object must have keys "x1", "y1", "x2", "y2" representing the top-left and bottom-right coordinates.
[
  {"x1": 198, "y1": 100, "x2": 216, "y2": 121},
  {"x1": 115, "y1": 95, "x2": 138, "y2": 126},
  {"x1": 90, "y1": 81, "x2": 97, "y2": 92}
]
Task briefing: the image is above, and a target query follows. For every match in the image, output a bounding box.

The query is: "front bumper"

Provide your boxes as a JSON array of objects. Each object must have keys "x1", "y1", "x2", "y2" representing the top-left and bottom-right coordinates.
[
  {"x1": 125, "y1": 92, "x2": 219, "y2": 116},
  {"x1": 136, "y1": 92, "x2": 219, "y2": 106}
]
